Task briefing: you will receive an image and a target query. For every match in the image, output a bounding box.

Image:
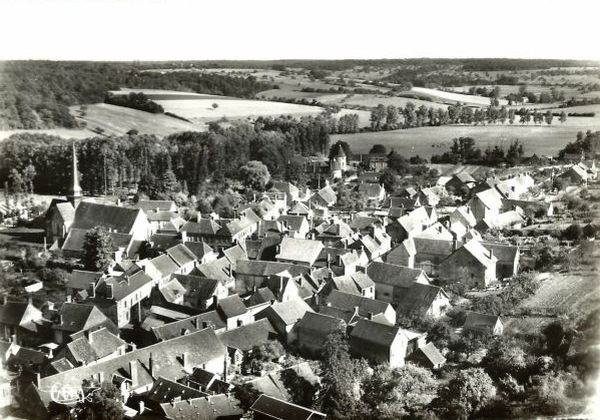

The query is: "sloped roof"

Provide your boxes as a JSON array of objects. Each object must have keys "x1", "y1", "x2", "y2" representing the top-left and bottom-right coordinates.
[
  {"x1": 65, "y1": 270, "x2": 102, "y2": 291},
  {"x1": 349, "y1": 216, "x2": 381, "y2": 231},
  {"x1": 53, "y1": 303, "x2": 108, "y2": 333},
  {"x1": 173, "y1": 274, "x2": 220, "y2": 303},
  {"x1": 159, "y1": 278, "x2": 187, "y2": 303},
  {"x1": 98, "y1": 269, "x2": 153, "y2": 301},
  {"x1": 183, "y1": 241, "x2": 215, "y2": 260},
  {"x1": 217, "y1": 318, "x2": 276, "y2": 351},
  {"x1": 88, "y1": 328, "x2": 126, "y2": 359},
  {"x1": 277, "y1": 215, "x2": 307, "y2": 232},
  {"x1": 149, "y1": 254, "x2": 179, "y2": 277},
  {"x1": 55, "y1": 202, "x2": 75, "y2": 224},
  {"x1": 145, "y1": 376, "x2": 207, "y2": 409},
  {"x1": 217, "y1": 295, "x2": 247, "y2": 319},
  {"x1": 160, "y1": 393, "x2": 243, "y2": 419},
  {"x1": 288, "y1": 201, "x2": 311, "y2": 215},
  {"x1": 366, "y1": 262, "x2": 428, "y2": 288},
  {"x1": 397, "y1": 283, "x2": 449, "y2": 317},
  {"x1": 136, "y1": 200, "x2": 176, "y2": 213},
  {"x1": 480, "y1": 241, "x2": 519, "y2": 264},
  {"x1": 260, "y1": 299, "x2": 314, "y2": 326},
  {"x1": 151, "y1": 311, "x2": 226, "y2": 341},
  {"x1": 325, "y1": 290, "x2": 391, "y2": 318},
  {"x1": 412, "y1": 342, "x2": 446, "y2": 366},
  {"x1": 276, "y1": 238, "x2": 324, "y2": 265},
  {"x1": 194, "y1": 258, "x2": 232, "y2": 283},
  {"x1": 350, "y1": 318, "x2": 401, "y2": 348},
  {"x1": 474, "y1": 188, "x2": 504, "y2": 210},
  {"x1": 297, "y1": 311, "x2": 345, "y2": 335},
  {"x1": 460, "y1": 239, "x2": 497, "y2": 267},
  {"x1": 331, "y1": 272, "x2": 375, "y2": 295},
  {"x1": 166, "y1": 243, "x2": 197, "y2": 267},
  {"x1": 181, "y1": 218, "x2": 221, "y2": 235},
  {"x1": 62, "y1": 228, "x2": 132, "y2": 254},
  {"x1": 245, "y1": 287, "x2": 277, "y2": 308},
  {"x1": 71, "y1": 202, "x2": 143, "y2": 233},
  {"x1": 464, "y1": 312, "x2": 501, "y2": 329},
  {"x1": 236, "y1": 260, "x2": 310, "y2": 278},
  {"x1": 0, "y1": 301, "x2": 34, "y2": 326},
  {"x1": 251, "y1": 394, "x2": 326, "y2": 420}
]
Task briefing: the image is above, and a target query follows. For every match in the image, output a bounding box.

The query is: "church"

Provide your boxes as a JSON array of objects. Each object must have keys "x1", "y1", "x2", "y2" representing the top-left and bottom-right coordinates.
[{"x1": 45, "y1": 144, "x2": 151, "y2": 258}]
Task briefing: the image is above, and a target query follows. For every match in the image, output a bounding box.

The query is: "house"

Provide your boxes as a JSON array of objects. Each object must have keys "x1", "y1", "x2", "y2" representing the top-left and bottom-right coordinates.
[
  {"x1": 217, "y1": 295, "x2": 253, "y2": 329},
  {"x1": 468, "y1": 189, "x2": 504, "y2": 222},
  {"x1": 323, "y1": 290, "x2": 396, "y2": 325},
  {"x1": 271, "y1": 181, "x2": 301, "y2": 203},
  {"x1": 217, "y1": 318, "x2": 278, "y2": 367},
  {"x1": 165, "y1": 243, "x2": 197, "y2": 275},
  {"x1": 476, "y1": 209, "x2": 525, "y2": 233},
  {"x1": 246, "y1": 362, "x2": 319, "y2": 402},
  {"x1": 145, "y1": 210, "x2": 185, "y2": 234},
  {"x1": 296, "y1": 312, "x2": 345, "y2": 356},
  {"x1": 464, "y1": 312, "x2": 503, "y2": 335},
  {"x1": 277, "y1": 215, "x2": 310, "y2": 239},
  {"x1": 61, "y1": 227, "x2": 141, "y2": 260},
  {"x1": 87, "y1": 268, "x2": 154, "y2": 327},
  {"x1": 181, "y1": 218, "x2": 222, "y2": 244},
  {"x1": 408, "y1": 342, "x2": 446, "y2": 369},
  {"x1": 288, "y1": 201, "x2": 313, "y2": 219},
  {"x1": 309, "y1": 185, "x2": 337, "y2": 208},
  {"x1": 255, "y1": 299, "x2": 314, "y2": 344},
  {"x1": 52, "y1": 302, "x2": 117, "y2": 344},
  {"x1": 32, "y1": 329, "x2": 226, "y2": 406},
  {"x1": 387, "y1": 206, "x2": 436, "y2": 243},
  {"x1": 144, "y1": 254, "x2": 180, "y2": 287},
  {"x1": 172, "y1": 274, "x2": 228, "y2": 310},
  {"x1": 0, "y1": 299, "x2": 44, "y2": 346},
  {"x1": 349, "y1": 319, "x2": 408, "y2": 367},
  {"x1": 65, "y1": 270, "x2": 102, "y2": 298},
  {"x1": 315, "y1": 220, "x2": 354, "y2": 247},
  {"x1": 495, "y1": 173, "x2": 535, "y2": 199},
  {"x1": 450, "y1": 205, "x2": 477, "y2": 228},
  {"x1": 330, "y1": 145, "x2": 347, "y2": 179},
  {"x1": 413, "y1": 222, "x2": 454, "y2": 241},
  {"x1": 329, "y1": 272, "x2": 375, "y2": 299},
  {"x1": 358, "y1": 183, "x2": 386, "y2": 205},
  {"x1": 183, "y1": 241, "x2": 219, "y2": 264},
  {"x1": 149, "y1": 311, "x2": 227, "y2": 343},
  {"x1": 396, "y1": 283, "x2": 451, "y2": 319},
  {"x1": 55, "y1": 327, "x2": 127, "y2": 367},
  {"x1": 416, "y1": 187, "x2": 440, "y2": 207},
  {"x1": 386, "y1": 237, "x2": 459, "y2": 276},
  {"x1": 251, "y1": 394, "x2": 327, "y2": 420},
  {"x1": 275, "y1": 237, "x2": 324, "y2": 267},
  {"x1": 481, "y1": 241, "x2": 520, "y2": 279},
  {"x1": 366, "y1": 262, "x2": 429, "y2": 304},
  {"x1": 155, "y1": 393, "x2": 243, "y2": 419},
  {"x1": 445, "y1": 173, "x2": 476, "y2": 193},
  {"x1": 348, "y1": 216, "x2": 384, "y2": 236},
  {"x1": 234, "y1": 260, "x2": 310, "y2": 293},
  {"x1": 439, "y1": 240, "x2": 497, "y2": 288},
  {"x1": 136, "y1": 200, "x2": 177, "y2": 214}
]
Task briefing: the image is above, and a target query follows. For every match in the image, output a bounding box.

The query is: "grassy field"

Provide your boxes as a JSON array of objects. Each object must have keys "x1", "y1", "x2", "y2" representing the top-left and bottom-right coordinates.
[
  {"x1": 408, "y1": 87, "x2": 509, "y2": 106},
  {"x1": 71, "y1": 103, "x2": 203, "y2": 136},
  {"x1": 155, "y1": 97, "x2": 324, "y2": 123},
  {"x1": 0, "y1": 128, "x2": 92, "y2": 141},
  {"x1": 332, "y1": 121, "x2": 600, "y2": 158}
]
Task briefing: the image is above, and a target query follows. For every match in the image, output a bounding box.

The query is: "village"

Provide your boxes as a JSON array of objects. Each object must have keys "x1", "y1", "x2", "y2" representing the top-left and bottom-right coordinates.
[{"x1": 0, "y1": 132, "x2": 597, "y2": 420}]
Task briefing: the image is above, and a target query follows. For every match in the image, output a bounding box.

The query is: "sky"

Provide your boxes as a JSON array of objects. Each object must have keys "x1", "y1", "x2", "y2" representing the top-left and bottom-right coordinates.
[{"x1": 0, "y1": 0, "x2": 598, "y2": 61}]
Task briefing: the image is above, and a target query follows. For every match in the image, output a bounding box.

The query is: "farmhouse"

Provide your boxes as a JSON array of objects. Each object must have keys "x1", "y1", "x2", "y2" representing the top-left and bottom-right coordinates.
[{"x1": 439, "y1": 239, "x2": 497, "y2": 288}]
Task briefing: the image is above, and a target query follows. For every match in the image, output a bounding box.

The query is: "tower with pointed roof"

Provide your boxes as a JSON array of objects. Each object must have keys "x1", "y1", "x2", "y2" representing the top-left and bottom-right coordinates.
[
  {"x1": 66, "y1": 143, "x2": 82, "y2": 209},
  {"x1": 331, "y1": 144, "x2": 347, "y2": 173}
]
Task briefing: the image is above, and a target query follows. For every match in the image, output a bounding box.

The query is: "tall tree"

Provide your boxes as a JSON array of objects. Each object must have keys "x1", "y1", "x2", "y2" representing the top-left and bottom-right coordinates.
[
  {"x1": 239, "y1": 160, "x2": 271, "y2": 191},
  {"x1": 435, "y1": 368, "x2": 496, "y2": 419},
  {"x1": 82, "y1": 227, "x2": 114, "y2": 271},
  {"x1": 76, "y1": 380, "x2": 124, "y2": 420}
]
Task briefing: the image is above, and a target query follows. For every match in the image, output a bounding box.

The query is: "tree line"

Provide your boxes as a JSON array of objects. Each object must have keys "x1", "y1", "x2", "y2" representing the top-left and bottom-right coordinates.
[
  {"x1": 0, "y1": 61, "x2": 275, "y2": 129},
  {"x1": 0, "y1": 115, "x2": 333, "y2": 198},
  {"x1": 104, "y1": 92, "x2": 164, "y2": 113},
  {"x1": 431, "y1": 137, "x2": 526, "y2": 166},
  {"x1": 368, "y1": 102, "x2": 567, "y2": 131}
]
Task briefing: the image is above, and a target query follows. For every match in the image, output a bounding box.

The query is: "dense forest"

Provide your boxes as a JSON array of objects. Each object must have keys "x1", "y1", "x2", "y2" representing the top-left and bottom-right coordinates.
[
  {"x1": 0, "y1": 61, "x2": 274, "y2": 129},
  {"x1": 104, "y1": 92, "x2": 164, "y2": 114},
  {"x1": 0, "y1": 115, "x2": 331, "y2": 197}
]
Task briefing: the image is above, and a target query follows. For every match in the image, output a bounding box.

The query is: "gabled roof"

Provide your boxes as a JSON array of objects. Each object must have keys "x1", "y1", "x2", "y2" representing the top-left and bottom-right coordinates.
[
  {"x1": 183, "y1": 241, "x2": 215, "y2": 260},
  {"x1": 331, "y1": 272, "x2": 375, "y2": 295},
  {"x1": 193, "y1": 258, "x2": 233, "y2": 283},
  {"x1": 145, "y1": 376, "x2": 207, "y2": 409},
  {"x1": 158, "y1": 278, "x2": 187, "y2": 303},
  {"x1": 349, "y1": 216, "x2": 381, "y2": 232},
  {"x1": 251, "y1": 394, "x2": 326, "y2": 420},
  {"x1": 159, "y1": 393, "x2": 243, "y2": 419},
  {"x1": 217, "y1": 318, "x2": 276, "y2": 351},
  {"x1": 151, "y1": 312, "x2": 226, "y2": 341},
  {"x1": 276, "y1": 238, "x2": 324, "y2": 266},
  {"x1": 55, "y1": 202, "x2": 75, "y2": 224},
  {"x1": 149, "y1": 254, "x2": 179, "y2": 277},
  {"x1": 0, "y1": 300, "x2": 40, "y2": 327},
  {"x1": 411, "y1": 342, "x2": 446, "y2": 366},
  {"x1": 288, "y1": 201, "x2": 311, "y2": 216},
  {"x1": 96, "y1": 269, "x2": 153, "y2": 301},
  {"x1": 464, "y1": 312, "x2": 502, "y2": 329},
  {"x1": 259, "y1": 299, "x2": 314, "y2": 326},
  {"x1": 62, "y1": 228, "x2": 133, "y2": 254},
  {"x1": 480, "y1": 241, "x2": 519, "y2": 263},
  {"x1": 397, "y1": 283, "x2": 449, "y2": 317},
  {"x1": 296, "y1": 311, "x2": 345, "y2": 335},
  {"x1": 166, "y1": 243, "x2": 196, "y2": 267},
  {"x1": 460, "y1": 239, "x2": 497, "y2": 267},
  {"x1": 66, "y1": 270, "x2": 102, "y2": 291},
  {"x1": 350, "y1": 318, "x2": 402, "y2": 347},
  {"x1": 173, "y1": 274, "x2": 220, "y2": 303},
  {"x1": 277, "y1": 215, "x2": 308, "y2": 232},
  {"x1": 236, "y1": 260, "x2": 310, "y2": 279},
  {"x1": 217, "y1": 295, "x2": 247, "y2": 319},
  {"x1": 245, "y1": 287, "x2": 277, "y2": 308},
  {"x1": 181, "y1": 218, "x2": 221, "y2": 235},
  {"x1": 473, "y1": 188, "x2": 504, "y2": 210},
  {"x1": 53, "y1": 303, "x2": 109, "y2": 333},
  {"x1": 366, "y1": 262, "x2": 428, "y2": 288},
  {"x1": 136, "y1": 200, "x2": 176, "y2": 213},
  {"x1": 71, "y1": 202, "x2": 143, "y2": 233},
  {"x1": 325, "y1": 290, "x2": 391, "y2": 318}
]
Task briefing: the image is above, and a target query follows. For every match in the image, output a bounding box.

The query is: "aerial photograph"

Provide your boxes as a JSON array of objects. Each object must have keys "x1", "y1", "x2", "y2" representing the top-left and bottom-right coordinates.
[{"x1": 0, "y1": 0, "x2": 599, "y2": 418}]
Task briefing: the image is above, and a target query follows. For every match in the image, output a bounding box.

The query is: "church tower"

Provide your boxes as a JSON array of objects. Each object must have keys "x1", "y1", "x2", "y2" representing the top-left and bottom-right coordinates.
[{"x1": 66, "y1": 143, "x2": 82, "y2": 208}]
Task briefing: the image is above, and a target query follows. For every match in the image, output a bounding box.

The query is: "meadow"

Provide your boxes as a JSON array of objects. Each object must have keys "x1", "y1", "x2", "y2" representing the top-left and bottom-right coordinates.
[{"x1": 332, "y1": 121, "x2": 600, "y2": 158}]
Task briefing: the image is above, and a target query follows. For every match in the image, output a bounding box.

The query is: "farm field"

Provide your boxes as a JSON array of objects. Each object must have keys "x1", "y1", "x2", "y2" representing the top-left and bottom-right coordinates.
[
  {"x1": 70, "y1": 103, "x2": 203, "y2": 137},
  {"x1": 407, "y1": 86, "x2": 509, "y2": 106},
  {"x1": 332, "y1": 121, "x2": 600, "y2": 158},
  {"x1": 154, "y1": 97, "x2": 324, "y2": 123}
]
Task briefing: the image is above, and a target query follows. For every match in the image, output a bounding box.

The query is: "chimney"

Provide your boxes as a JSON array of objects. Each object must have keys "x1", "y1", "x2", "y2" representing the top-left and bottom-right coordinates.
[
  {"x1": 66, "y1": 295, "x2": 72, "y2": 303},
  {"x1": 59, "y1": 314, "x2": 64, "y2": 326},
  {"x1": 106, "y1": 284, "x2": 113, "y2": 300},
  {"x1": 212, "y1": 295, "x2": 218, "y2": 308},
  {"x1": 129, "y1": 360, "x2": 139, "y2": 386},
  {"x1": 139, "y1": 401, "x2": 145, "y2": 414},
  {"x1": 353, "y1": 306, "x2": 360, "y2": 316},
  {"x1": 89, "y1": 282, "x2": 96, "y2": 298},
  {"x1": 312, "y1": 292, "x2": 319, "y2": 307},
  {"x1": 227, "y1": 263, "x2": 233, "y2": 278},
  {"x1": 27, "y1": 295, "x2": 33, "y2": 305},
  {"x1": 11, "y1": 334, "x2": 17, "y2": 344},
  {"x1": 3, "y1": 296, "x2": 7, "y2": 305},
  {"x1": 489, "y1": 249, "x2": 494, "y2": 260},
  {"x1": 452, "y1": 239, "x2": 458, "y2": 251},
  {"x1": 368, "y1": 312, "x2": 374, "y2": 320},
  {"x1": 149, "y1": 353, "x2": 155, "y2": 377},
  {"x1": 47, "y1": 301, "x2": 55, "y2": 311},
  {"x1": 36, "y1": 372, "x2": 41, "y2": 387},
  {"x1": 182, "y1": 352, "x2": 189, "y2": 370}
]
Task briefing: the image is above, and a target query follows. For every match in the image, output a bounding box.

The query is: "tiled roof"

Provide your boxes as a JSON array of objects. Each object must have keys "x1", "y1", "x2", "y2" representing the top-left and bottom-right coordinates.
[
  {"x1": 181, "y1": 218, "x2": 221, "y2": 235},
  {"x1": 397, "y1": 283, "x2": 449, "y2": 317},
  {"x1": 325, "y1": 290, "x2": 390, "y2": 318},
  {"x1": 464, "y1": 311, "x2": 501, "y2": 329},
  {"x1": 183, "y1": 241, "x2": 215, "y2": 260},
  {"x1": 97, "y1": 269, "x2": 153, "y2": 301},
  {"x1": 136, "y1": 200, "x2": 176, "y2": 213},
  {"x1": 277, "y1": 215, "x2": 307, "y2": 232},
  {"x1": 412, "y1": 342, "x2": 446, "y2": 366},
  {"x1": 217, "y1": 295, "x2": 247, "y2": 319},
  {"x1": 251, "y1": 394, "x2": 326, "y2": 420},
  {"x1": 474, "y1": 188, "x2": 504, "y2": 210},
  {"x1": 217, "y1": 318, "x2": 276, "y2": 351},
  {"x1": 166, "y1": 243, "x2": 197, "y2": 267},
  {"x1": 65, "y1": 270, "x2": 102, "y2": 291},
  {"x1": 366, "y1": 262, "x2": 428, "y2": 288},
  {"x1": 150, "y1": 254, "x2": 180, "y2": 277},
  {"x1": 71, "y1": 202, "x2": 143, "y2": 233},
  {"x1": 297, "y1": 311, "x2": 345, "y2": 335},
  {"x1": 260, "y1": 299, "x2": 314, "y2": 326},
  {"x1": 62, "y1": 228, "x2": 132, "y2": 253},
  {"x1": 159, "y1": 278, "x2": 187, "y2": 303},
  {"x1": 276, "y1": 238, "x2": 324, "y2": 265},
  {"x1": 173, "y1": 274, "x2": 219, "y2": 303},
  {"x1": 461, "y1": 239, "x2": 497, "y2": 267},
  {"x1": 151, "y1": 312, "x2": 226, "y2": 341},
  {"x1": 350, "y1": 318, "x2": 401, "y2": 347},
  {"x1": 53, "y1": 303, "x2": 108, "y2": 333},
  {"x1": 160, "y1": 393, "x2": 243, "y2": 420}
]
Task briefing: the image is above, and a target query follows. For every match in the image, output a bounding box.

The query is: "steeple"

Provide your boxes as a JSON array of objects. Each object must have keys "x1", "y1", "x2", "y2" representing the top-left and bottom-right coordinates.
[{"x1": 66, "y1": 143, "x2": 82, "y2": 208}]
